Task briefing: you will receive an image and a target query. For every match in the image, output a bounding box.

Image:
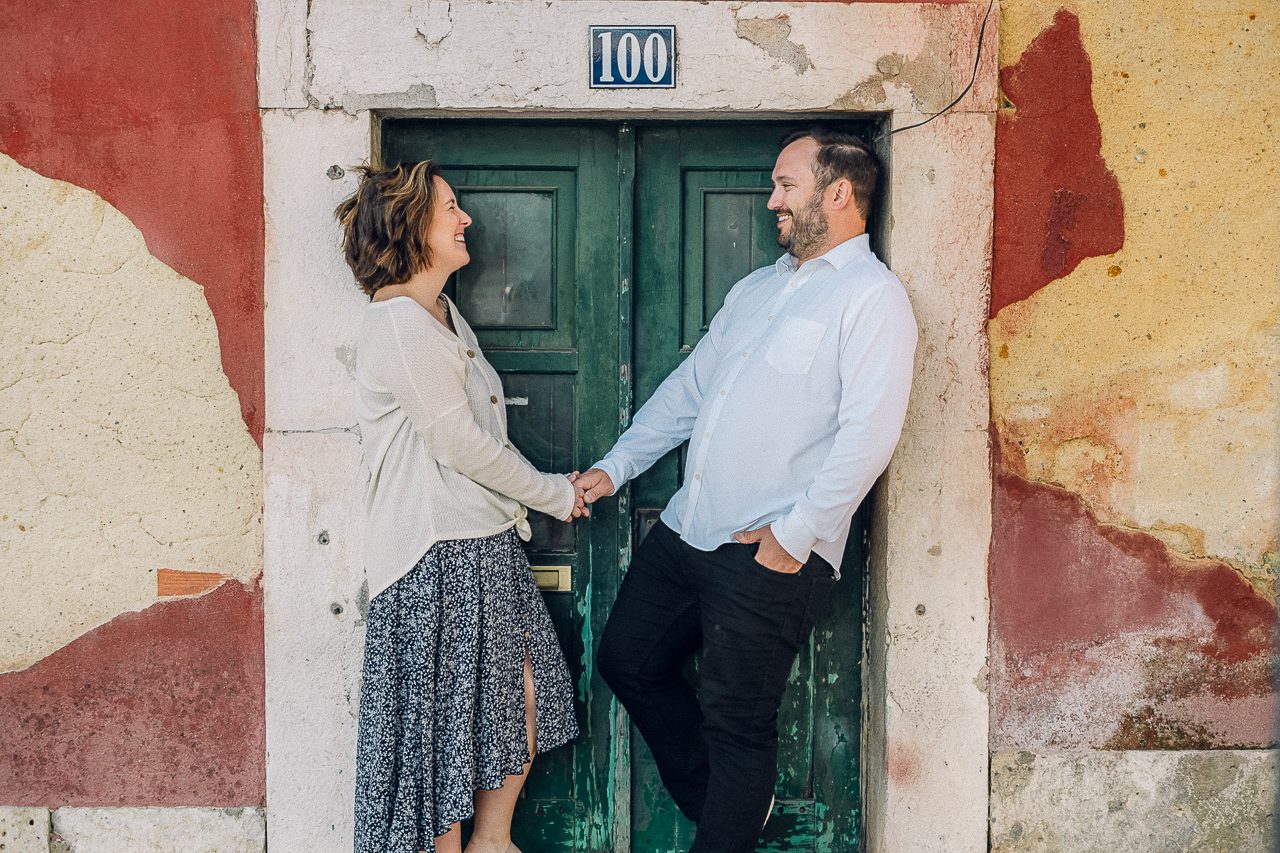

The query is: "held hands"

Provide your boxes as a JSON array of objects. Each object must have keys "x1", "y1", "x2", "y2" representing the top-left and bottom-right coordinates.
[
  {"x1": 734, "y1": 524, "x2": 803, "y2": 574},
  {"x1": 559, "y1": 468, "x2": 616, "y2": 522},
  {"x1": 563, "y1": 472, "x2": 589, "y2": 520},
  {"x1": 575, "y1": 468, "x2": 615, "y2": 504}
]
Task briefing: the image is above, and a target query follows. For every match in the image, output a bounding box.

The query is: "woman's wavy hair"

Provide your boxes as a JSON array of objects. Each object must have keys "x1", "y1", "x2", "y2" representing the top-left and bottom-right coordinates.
[{"x1": 334, "y1": 160, "x2": 444, "y2": 297}]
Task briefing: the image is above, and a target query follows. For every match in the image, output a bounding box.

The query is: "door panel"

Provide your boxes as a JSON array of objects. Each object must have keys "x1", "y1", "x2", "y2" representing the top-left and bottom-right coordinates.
[
  {"x1": 383, "y1": 121, "x2": 624, "y2": 852},
  {"x1": 633, "y1": 123, "x2": 875, "y2": 852},
  {"x1": 684, "y1": 174, "x2": 778, "y2": 348}
]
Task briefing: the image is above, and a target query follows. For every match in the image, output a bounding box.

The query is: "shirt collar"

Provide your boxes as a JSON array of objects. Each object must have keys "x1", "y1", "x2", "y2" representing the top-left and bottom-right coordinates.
[{"x1": 774, "y1": 233, "x2": 872, "y2": 274}]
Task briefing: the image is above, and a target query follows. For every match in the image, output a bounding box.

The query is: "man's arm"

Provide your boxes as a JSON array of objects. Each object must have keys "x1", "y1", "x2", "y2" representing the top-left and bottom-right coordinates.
[
  {"x1": 581, "y1": 283, "x2": 743, "y2": 499},
  {"x1": 768, "y1": 283, "x2": 918, "y2": 563}
]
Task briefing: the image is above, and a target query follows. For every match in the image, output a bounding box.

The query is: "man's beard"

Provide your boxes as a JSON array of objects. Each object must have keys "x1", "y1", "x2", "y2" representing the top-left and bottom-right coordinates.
[{"x1": 776, "y1": 189, "x2": 829, "y2": 260}]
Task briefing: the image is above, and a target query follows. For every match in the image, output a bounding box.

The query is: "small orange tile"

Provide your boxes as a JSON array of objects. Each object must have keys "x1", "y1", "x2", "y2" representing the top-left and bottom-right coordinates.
[{"x1": 157, "y1": 568, "x2": 227, "y2": 597}]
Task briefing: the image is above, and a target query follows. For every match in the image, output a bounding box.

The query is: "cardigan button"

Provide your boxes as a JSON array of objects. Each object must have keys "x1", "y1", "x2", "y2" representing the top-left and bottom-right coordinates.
[
  {"x1": 490, "y1": 395, "x2": 499, "y2": 404},
  {"x1": 467, "y1": 349, "x2": 476, "y2": 358}
]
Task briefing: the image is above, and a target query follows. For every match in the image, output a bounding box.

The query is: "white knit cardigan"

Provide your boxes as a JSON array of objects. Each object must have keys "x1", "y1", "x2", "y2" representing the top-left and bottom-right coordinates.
[{"x1": 355, "y1": 295, "x2": 575, "y2": 600}]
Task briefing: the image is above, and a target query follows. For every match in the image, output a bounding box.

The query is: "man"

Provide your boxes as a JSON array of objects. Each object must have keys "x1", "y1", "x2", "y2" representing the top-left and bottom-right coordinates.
[{"x1": 575, "y1": 127, "x2": 917, "y2": 853}]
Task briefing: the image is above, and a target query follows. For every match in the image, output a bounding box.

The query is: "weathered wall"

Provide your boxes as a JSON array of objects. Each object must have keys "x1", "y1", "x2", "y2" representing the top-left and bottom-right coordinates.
[
  {"x1": 0, "y1": 0, "x2": 266, "y2": 833},
  {"x1": 4, "y1": 0, "x2": 1273, "y2": 849},
  {"x1": 988, "y1": 0, "x2": 1278, "y2": 847}
]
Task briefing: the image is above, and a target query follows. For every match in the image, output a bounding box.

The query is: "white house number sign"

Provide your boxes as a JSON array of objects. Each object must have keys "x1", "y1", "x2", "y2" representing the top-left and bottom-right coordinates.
[{"x1": 590, "y1": 26, "x2": 676, "y2": 89}]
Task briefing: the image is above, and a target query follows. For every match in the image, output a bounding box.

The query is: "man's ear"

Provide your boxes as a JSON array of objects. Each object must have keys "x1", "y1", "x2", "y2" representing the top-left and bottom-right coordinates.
[{"x1": 828, "y1": 178, "x2": 855, "y2": 211}]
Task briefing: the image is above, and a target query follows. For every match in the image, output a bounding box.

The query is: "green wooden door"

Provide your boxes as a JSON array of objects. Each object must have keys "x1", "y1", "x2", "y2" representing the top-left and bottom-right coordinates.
[{"x1": 382, "y1": 119, "x2": 875, "y2": 852}]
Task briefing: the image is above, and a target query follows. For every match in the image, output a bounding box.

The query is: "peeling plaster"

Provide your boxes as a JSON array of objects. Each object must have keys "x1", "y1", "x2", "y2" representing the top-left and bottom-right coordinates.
[
  {"x1": 989, "y1": 0, "x2": 1279, "y2": 766},
  {"x1": 411, "y1": 0, "x2": 453, "y2": 47},
  {"x1": 991, "y1": 344, "x2": 1278, "y2": 594},
  {"x1": 830, "y1": 18, "x2": 954, "y2": 114},
  {"x1": 990, "y1": 469, "x2": 1275, "y2": 750},
  {"x1": 0, "y1": 0, "x2": 265, "y2": 441},
  {"x1": 0, "y1": 582, "x2": 265, "y2": 805},
  {"x1": 732, "y1": 12, "x2": 812, "y2": 75},
  {"x1": 329, "y1": 83, "x2": 439, "y2": 116},
  {"x1": 0, "y1": 155, "x2": 262, "y2": 673}
]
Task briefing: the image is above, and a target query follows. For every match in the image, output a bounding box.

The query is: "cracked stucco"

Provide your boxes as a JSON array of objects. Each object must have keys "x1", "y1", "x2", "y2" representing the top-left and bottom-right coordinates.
[
  {"x1": 830, "y1": 10, "x2": 954, "y2": 112},
  {"x1": 292, "y1": 1, "x2": 991, "y2": 116},
  {"x1": 411, "y1": 0, "x2": 452, "y2": 48},
  {"x1": 0, "y1": 154, "x2": 262, "y2": 672}
]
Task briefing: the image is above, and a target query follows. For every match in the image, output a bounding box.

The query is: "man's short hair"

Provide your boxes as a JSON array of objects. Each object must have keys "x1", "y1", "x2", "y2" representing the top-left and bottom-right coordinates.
[{"x1": 780, "y1": 126, "x2": 880, "y2": 220}]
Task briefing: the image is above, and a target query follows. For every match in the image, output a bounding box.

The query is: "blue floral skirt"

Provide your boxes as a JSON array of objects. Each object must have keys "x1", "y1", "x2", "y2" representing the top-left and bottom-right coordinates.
[{"x1": 353, "y1": 528, "x2": 579, "y2": 853}]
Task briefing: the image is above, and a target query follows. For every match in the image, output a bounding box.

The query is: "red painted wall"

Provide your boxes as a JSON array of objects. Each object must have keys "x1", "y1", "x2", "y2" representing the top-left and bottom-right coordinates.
[
  {"x1": 0, "y1": 0, "x2": 265, "y2": 804},
  {"x1": 0, "y1": 584, "x2": 265, "y2": 806},
  {"x1": 0, "y1": 0, "x2": 264, "y2": 444},
  {"x1": 991, "y1": 9, "x2": 1122, "y2": 316}
]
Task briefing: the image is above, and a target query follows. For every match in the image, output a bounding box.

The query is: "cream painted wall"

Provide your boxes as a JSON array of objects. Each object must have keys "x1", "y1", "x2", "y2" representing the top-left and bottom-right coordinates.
[{"x1": 0, "y1": 155, "x2": 261, "y2": 673}]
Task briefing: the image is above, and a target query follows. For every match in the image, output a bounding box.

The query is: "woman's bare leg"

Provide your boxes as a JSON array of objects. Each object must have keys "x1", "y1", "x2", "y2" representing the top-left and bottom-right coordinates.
[
  {"x1": 434, "y1": 822, "x2": 462, "y2": 853},
  {"x1": 464, "y1": 655, "x2": 538, "y2": 853}
]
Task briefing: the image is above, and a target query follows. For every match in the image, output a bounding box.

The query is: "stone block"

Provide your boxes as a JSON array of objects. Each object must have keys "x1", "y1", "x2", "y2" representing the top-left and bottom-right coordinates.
[
  {"x1": 0, "y1": 807, "x2": 50, "y2": 853},
  {"x1": 257, "y1": 0, "x2": 309, "y2": 109},
  {"x1": 263, "y1": 431, "x2": 366, "y2": 852},
  {"x1": 990, "y1": 750, "x2": 1277, "y2": 853},
  {"x1": 51, "y1": 807, "x2": 264, "y2": 853},
  {"x1": 871, "y1": 427, "x2": 992, "y2": 853},
  {"x1": 263, "y1": 109, "x2": 373, "y2": 432}
]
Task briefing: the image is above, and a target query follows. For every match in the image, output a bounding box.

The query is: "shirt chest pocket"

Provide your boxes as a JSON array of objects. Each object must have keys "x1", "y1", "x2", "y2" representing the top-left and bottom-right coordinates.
[{"x1": 765, "y1": 316, "x2": 827, "y2": 375}]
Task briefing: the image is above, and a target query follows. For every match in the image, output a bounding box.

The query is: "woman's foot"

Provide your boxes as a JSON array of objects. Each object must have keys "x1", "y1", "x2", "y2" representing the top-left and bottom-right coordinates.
[{"x1": 461, "y1": 839, "x2": 519, "y2": 853}]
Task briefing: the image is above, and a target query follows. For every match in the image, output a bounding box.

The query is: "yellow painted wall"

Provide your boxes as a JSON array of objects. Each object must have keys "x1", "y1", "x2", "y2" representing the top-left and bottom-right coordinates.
[{"x1": 991, "y1": 0, "x2": 1278, "y2": 593}]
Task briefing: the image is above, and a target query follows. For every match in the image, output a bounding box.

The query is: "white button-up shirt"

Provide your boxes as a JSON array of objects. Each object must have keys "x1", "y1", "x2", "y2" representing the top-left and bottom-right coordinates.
[{"x1": 592, "y1": 233, "x2": 917, "y2": 575}]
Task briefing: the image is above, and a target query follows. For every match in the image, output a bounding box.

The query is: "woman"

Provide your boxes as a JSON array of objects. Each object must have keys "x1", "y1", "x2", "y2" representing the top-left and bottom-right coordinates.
[{"x1": 336, "y1": 161, "x2": 585, "y2": 853}]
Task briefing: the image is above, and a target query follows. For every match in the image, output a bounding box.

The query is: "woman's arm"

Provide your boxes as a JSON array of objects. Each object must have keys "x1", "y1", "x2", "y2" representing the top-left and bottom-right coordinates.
[{"x1": 381, "y1": 309, "x2": 577, "y2": 521}]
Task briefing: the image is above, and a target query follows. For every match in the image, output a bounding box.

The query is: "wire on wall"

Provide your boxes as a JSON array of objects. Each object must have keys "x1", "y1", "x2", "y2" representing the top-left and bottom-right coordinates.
[{"x1": 883, "y1": 0, "x2": 997, "y2": 139}]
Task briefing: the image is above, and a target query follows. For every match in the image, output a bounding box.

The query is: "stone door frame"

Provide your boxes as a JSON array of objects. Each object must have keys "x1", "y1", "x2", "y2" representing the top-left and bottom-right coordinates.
[{"x1": 259, "y1": 3, "x2": 996, "y2": 850}]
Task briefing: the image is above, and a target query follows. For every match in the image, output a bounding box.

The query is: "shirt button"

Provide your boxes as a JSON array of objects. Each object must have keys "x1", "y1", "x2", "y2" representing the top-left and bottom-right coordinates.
[
  {"x1": 467, "y1": 349, "x2": 476, "y2": 358},
  {"x1": 694, "y1": 473, "x2": 701, "y2": 480},
  {"x1": 719, "y1": 389, "x2": 726, "y2": 396},
  {"x1": 704, "y1": 431, "x2": 711, "y2": 438},
  {"x1": 768, "y1": 315, "x2": 774, "y2": 321},
  {"x1": 741, "y1": 352, "x2": 748, "y2": 358},
  {"x1": 490, "y1": 395, "x2": 498, "y2": 404}
]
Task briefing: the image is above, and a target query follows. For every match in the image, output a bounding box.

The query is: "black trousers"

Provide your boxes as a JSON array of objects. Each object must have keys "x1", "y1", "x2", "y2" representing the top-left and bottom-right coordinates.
[{"x1": 597, "y1": 521, "x2": 836, "y2": 853}]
